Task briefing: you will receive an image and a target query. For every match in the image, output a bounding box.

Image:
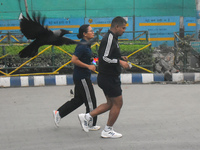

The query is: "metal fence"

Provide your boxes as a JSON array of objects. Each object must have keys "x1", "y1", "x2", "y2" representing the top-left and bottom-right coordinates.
[
  {"x1": 174, "y1": 31, "x2": 200, "y2": 72},
  {"x1": 0, "y1": 31, "x2": 152, "y2": 76}
]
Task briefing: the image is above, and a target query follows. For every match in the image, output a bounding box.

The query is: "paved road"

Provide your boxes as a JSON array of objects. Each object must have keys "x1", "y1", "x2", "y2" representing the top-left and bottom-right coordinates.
[{"x1": 0, "y1": 84, "x2": 200, "y2": 150}]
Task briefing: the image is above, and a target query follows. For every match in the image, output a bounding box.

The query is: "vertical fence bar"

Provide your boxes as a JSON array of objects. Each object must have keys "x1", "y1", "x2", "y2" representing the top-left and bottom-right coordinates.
[
  {"x1": 133, "y1": 15, "x2": 135, "y2": 40},
  {"x1": 183, "y1": 46, "x2": 187, "y2": 72},
  {"x1": 51, "y1": 46, "x2": 55, "y2": 71},
  {"x1": 7, "y1": 32, "x2": 11, "y2": 43},
  {"x1": 2, "y1": 46, "x2": 5, "y2": 55},
  {"x1": 146, "y1": 31, "x2": 149, "y2": 43},
  {"x1": 96, "y1": 31, "x2": 99, "y2": 52},
  {"x1": 2, "y1": 46, "x2": 8, "y2": 73}
]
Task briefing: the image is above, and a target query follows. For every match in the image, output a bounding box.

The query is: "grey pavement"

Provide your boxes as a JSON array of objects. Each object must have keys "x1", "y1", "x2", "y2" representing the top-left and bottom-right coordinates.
[{"x1": 0, "y1": 84, "x2": 200, "y2": 150}]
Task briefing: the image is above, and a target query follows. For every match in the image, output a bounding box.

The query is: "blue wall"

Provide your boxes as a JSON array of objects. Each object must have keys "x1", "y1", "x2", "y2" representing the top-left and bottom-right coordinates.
[{"x1": 0, "y1": 16, "x2": 197, "y2": 47}]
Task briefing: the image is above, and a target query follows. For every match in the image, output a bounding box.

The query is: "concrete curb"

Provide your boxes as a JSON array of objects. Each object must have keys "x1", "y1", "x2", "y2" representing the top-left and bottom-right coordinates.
[{"x1": 0, "y1": 73, "x2": 200, "y2": 87}]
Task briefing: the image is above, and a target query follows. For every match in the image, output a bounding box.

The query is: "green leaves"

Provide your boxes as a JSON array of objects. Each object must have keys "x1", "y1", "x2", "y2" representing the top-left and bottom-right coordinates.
[{"x1": 0, "y1": 44, "x2": 153, "y2": 72}]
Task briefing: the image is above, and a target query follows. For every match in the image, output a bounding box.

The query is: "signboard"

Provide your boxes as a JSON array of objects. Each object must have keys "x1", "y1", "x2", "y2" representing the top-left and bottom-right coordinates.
[
  {"x1": 184, "y1": 17, "x2": 196, "y2": 32},
  {"x1": 135, "y1": 16, "x2": 180, "y2": 47},
  {"x1": 0, "y1": 17, "x2": 133, "y2": 42},
  {"x1": 184, "y1": 17, "x2": 196, "y2": 37},
  {"x1": 190, "y1": 41, "x2": 200, "y2": 53},
  {"x1": 0, "y1": 18, "x2": 84, "y2": 43},
  {"x1": 85, "y1": 17, "x2": 133, "y2": 40}
]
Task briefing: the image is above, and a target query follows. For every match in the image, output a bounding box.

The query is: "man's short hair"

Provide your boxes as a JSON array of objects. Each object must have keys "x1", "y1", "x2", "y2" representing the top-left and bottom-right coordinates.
[{"x1": 111, "y1": 16, "x2": 127, "y2": 28}]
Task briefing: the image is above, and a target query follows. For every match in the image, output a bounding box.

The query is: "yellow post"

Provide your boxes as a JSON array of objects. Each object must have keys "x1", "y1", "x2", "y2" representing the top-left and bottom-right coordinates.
[
  {"x1": 55, "y1": 46, "x2": 98, "y2": 74},
  {"x1": 10, "y1": 35, "x2": 19, "y2": 42},
  {"x1": 8, "y1": 45, "x2": 52, "y2": 75},
  {"x1": 91, "y1": 42, "x2": 100, "y2": 48},
  {"x1": 53, "y1": 60, "x2": 72, "y2": 73},
  {"x1": 127, "y1": 43, "x2": 152, "y2": 58},
  {"x1": 129, "y1": 62, "x2": 153, "y2": 73},
  {"x1": 0, "y1": 70, "x2": 9, "y2": 76},
  {"x1": 0, "y1": 54, "x2": 9, "y2": 59},
  {"x1": 126, "y1": 43, "x2": 153, "y2": 73},
  {"x1": 8, "y1": 72, "x2": 58, "y2": 77},
  {"x1": 0, "y1": 35, "x2": 8, "y2": 43},
  {"x1": 55, "y1": 46, "x2": 72, "y2": 57}
]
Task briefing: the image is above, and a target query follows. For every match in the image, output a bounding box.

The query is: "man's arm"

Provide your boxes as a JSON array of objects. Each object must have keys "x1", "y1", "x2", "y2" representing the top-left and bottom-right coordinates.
[{"x1": 101, "y1": 33, "x2": 119, "y2": 64}]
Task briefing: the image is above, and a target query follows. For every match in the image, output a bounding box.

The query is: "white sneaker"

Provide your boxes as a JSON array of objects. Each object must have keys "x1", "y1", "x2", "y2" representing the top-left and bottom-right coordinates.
[
  {"x1": 78, "y1": 113, "x2": 89, "y2": 132},
  {"x1": 53, "y1": 110, "x2": 61, "y2": 127},
  {"x1": 88, "y1": 126, "x2": 101, "y2": 131},
  {"x1": 101, "y1": 129, "x2": 122, "y2": 138}
]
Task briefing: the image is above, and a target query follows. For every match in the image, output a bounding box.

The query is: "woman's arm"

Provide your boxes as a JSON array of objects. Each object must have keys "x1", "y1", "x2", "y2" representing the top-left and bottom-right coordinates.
[{"x1": 71, "y1": 55, "x2": 96, "y2": 72}]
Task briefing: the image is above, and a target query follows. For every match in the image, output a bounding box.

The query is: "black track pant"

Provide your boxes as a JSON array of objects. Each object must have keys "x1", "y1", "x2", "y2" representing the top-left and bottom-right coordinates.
[{"x1": 57, "y1": 78, "x2": 97, "y2": 126}]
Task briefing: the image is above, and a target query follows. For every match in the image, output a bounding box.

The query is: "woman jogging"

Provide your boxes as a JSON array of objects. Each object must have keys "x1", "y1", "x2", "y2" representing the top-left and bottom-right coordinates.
[{"x1": 53, "y1": 24, "x2": 100, "y2": 131}]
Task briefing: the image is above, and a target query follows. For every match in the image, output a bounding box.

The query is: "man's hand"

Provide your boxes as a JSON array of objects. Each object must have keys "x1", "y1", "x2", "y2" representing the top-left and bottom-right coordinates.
[
  {"x1": 119, "y1": 60, "x2": 130, "y2": 69},
  {"x1": 121, "y1": 56, "x2": 128, "y2": 61}
]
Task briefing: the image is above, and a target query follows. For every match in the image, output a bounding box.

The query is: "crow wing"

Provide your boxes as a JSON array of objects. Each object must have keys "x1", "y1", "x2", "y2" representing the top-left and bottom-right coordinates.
[
  {"x1": 58, "y1": 37, "x2": 79, "y2": 45},
  {"x1": 58, "y1": 36, "x2": 98, "y2": 46},
  {"x1": 20, "y1": 12, "x2": 52, "y2": 40}
]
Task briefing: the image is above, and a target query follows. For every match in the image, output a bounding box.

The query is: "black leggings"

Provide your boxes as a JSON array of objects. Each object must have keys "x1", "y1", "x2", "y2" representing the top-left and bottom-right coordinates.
[{"x1": 57, "y1": 78, "x2": 97, "y2": 126}]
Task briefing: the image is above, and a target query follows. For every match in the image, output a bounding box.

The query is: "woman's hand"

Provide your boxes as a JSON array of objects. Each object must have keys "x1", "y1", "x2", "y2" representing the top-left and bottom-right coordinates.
[
  {"x1": 72, "y1": 55, "x2": 96, "y2": 72},
  {"x1": 87, "y1": 65, "x2": 96, "y2": 72}
]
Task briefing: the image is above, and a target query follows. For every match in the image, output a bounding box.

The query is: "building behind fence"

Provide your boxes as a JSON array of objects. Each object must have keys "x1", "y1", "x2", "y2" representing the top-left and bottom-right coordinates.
[{"x1": 0, "y1": 0, "x2": 197, "y2": 47}]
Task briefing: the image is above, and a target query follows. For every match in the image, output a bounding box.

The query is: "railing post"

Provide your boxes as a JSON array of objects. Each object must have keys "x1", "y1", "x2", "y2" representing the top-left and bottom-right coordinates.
[
  {"x1": 2, "y1": 46, "x2": 5, "y2": 55},
  {"x1": 7, "y1": 32, "x2": 11, "y2": 43},
  {"x1": 183, "y1": 46, "x2": 187, "y2": 72},
  {"x1": 174, "y1": 33, "x2": 178, "y2": 66},
  {"x1": 146, "y1": 31, "x2": 149, "y2": 43},
  {"x1": 51, "y1": 46, "x2": 55, "y2": 71},
  {"x1": 96, "y1": 31, "x2": 99, "y2": 51},
  {"x1": 2, "y1": 46, "x2": 8, "y2": 73}
]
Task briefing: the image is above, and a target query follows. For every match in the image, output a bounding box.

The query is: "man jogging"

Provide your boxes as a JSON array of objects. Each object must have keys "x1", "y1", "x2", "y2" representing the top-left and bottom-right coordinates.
[{"x1": 78, "y1": 16, "x2": 130, "y2": 138}]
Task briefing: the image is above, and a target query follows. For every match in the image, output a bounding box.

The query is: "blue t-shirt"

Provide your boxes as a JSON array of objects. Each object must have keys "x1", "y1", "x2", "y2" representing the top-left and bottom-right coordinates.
[{"x1": 73, "y1": 39, "x2": 92, "y2": 81}]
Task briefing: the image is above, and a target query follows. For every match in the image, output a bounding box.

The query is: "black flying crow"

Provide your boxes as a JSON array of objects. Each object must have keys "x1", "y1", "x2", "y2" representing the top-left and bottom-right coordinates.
[{"x1": 19, "y1": 12, "x2": 88, "y2": 58}]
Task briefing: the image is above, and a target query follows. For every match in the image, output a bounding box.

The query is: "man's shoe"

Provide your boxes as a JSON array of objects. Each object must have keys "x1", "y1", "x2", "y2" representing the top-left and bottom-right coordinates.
[
  {"x1": 88, "y1": 126, "x2": 101, "y2": 131},
  {"x1": 101, "y1": 129, "x2": 122, "y2": 138},
  {"x1": 53, "y1": 110, "x2": 61, "y2": 127},
  {"x1": 78, "y1": 113, "x2": 89, "y2": 132}
]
